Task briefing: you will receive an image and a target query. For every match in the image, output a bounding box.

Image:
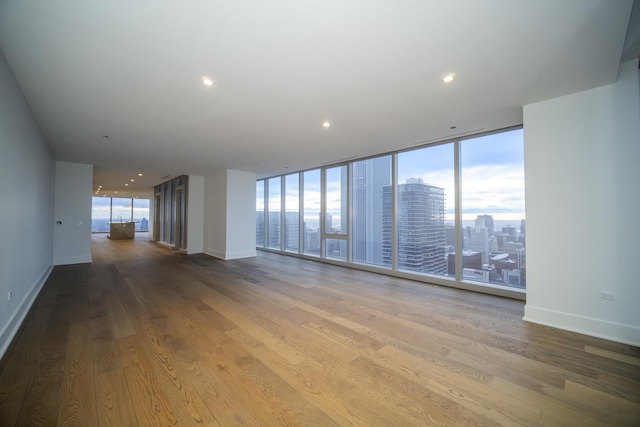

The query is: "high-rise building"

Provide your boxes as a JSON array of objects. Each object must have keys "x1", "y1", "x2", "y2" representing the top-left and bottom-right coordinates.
[
  {"x1": 284, "y1": 211, "x2": 299, "y2": 251},
  {"x1": 475, "y1": 214, "x2": 494, "y2": 235},
  {"x1": 502, "y1": 225, "x2": 517, "y2": 241},
  {"x1": 256, "y1": 211, "x2": 264, "y2": 246},
  {"x1": 268, "y1": 211, "x2": 280, "y2": 248},
  {"x1": 382, "y1": 178, "x2": 447, "y2": 274},
  {"x1": 324, "y1": 213, "x2": 334, "y2": 232},
  {"x1": 351, "y1": 158, "x2": 390, "y2": 265},
  {"x1": 466, "y1": 227, "x2": 490, "y2": 265}
]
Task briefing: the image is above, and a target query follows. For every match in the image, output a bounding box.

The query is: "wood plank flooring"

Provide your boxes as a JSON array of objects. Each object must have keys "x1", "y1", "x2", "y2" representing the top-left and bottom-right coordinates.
[{"x1": 1, "y1": 233, "x2": 638, "y2": 426}]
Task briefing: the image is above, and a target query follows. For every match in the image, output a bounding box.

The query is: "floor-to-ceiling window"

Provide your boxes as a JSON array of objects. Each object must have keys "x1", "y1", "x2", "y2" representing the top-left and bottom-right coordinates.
[
  {"x1": 460, "y1": 129, "x2": 526, "y2": 288},
  {"x1": 91, "y1": 197, "x2": 151, "y2": 233},
  {"x1": 352, "y1": 155, "x2": 391, "y2": 268},
  {"x1": 91, "y1": 197, "x2": 112, "y2": 232},
  {"x1": 302, "y1": 169, "x2": 321, "y2": 256},
  {"x1": 323, "y1": 165, "x2": 348, "y2": 261},
  {"x1": 267, "y1": 177, "x2": 282, "y2": 250},
  {"x1": 396, "y1": 143, "x2": 454, "y2": 278},
  {"x1": 132, "y1": 198, "x2": 150, "y2": 231},
  {"x1": 256, "y1": 127, "x2": 525, "y2": 295},
  {"x1": 284, "y1": 174, "x2": 300, "y2": 253}
]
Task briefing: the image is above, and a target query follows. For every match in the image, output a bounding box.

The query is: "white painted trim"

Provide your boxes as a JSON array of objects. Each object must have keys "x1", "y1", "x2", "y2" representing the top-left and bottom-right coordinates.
[
  {"x1": 524, "y1": 305, "x2": 640, "y2": 346},
  {"x1": 185, "y1": 246, "x2": 204, "y2": 255},
  {"x1": 204, "y1": 248, "x2": 226, "y2": 260},
  {"x1": 204, "y1": 248, "x2": 256, "y2": 260},
  {"x1": 223, "y1": 250, "x2": 256, "y2": 260},
  {"x1": 155, "y1": 241, "x2": 176, "y2": 250},
  {"x1": 0, "y1": 265, "x2": 53, "y2": 360},
  {"x1": 53, "y1": 255, "x2": 92, "y2": 266}
]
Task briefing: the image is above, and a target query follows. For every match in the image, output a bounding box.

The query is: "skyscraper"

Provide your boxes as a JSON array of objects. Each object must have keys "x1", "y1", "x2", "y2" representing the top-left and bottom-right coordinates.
[
  {"x1": 475, "y1": 214, "x2": 494, "y2": 235},
  {"x1": 351, "y1": 157, "x2": 391, "y2": 266},
  {"x1": 382, "y1": 178, "x2": 447, "y2": 274}
]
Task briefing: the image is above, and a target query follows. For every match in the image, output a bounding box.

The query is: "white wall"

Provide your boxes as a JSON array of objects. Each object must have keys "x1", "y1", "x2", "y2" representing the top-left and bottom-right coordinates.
[
  {"x1": 523, "y1": 59, "x2": 640, "y2": 345},
  {"x1": 226, "y1": 169, "x2": 257, "y2": 259},
  {"x1": 205, "y1": 169, "x2": 256, "y2": 260},
  {"x1": 186, "y1": 175, "x2": 204, "y2": 254},
  {"x1": 0, "y1": 49, "x2": 55, "y2": 358},
  {"x1": 205, "y1": 169, "x2": 228, "y2": 259}
]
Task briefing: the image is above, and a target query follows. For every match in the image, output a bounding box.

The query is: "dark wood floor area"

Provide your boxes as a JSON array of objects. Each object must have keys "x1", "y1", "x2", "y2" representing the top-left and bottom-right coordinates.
[{"x1": 1, "y1": 234, "x2": 639, "y2": 426}]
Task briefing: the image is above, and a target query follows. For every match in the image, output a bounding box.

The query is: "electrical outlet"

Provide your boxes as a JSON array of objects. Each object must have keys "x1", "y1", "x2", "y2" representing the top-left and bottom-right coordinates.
[
  {"x1": 7, "y1": 291, "x2": 12, "y2": 301},
  {"x1": 599, "y1": 291, "x2": 616, "y2": 301}
]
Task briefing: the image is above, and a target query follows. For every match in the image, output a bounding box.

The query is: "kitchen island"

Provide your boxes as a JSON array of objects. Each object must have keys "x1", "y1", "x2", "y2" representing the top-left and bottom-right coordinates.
[{"x1": 108, "y1": 222, "x2": 136, "y2": 240}]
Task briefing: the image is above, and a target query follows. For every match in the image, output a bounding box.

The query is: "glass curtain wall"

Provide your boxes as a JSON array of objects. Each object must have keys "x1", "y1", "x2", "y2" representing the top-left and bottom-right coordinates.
[
  {"x1": 351, "y1": 155, "x2": 391, "y2": 268},
  {"x1": 302, "y1": 169, "x2": 321, "y2": 256},
  {"x1": 324, "y1": 165, "x2": 348, "y2": 261},
  {"x1": 284, "y1": 174, "x2": 300, "y2": 252},
  {"x1": 91, "y1": 198, "x2": 112, "y2": 232},
  {"x1": 267, "y1": 177, "x2": 281, "y2": 249},
  {"x1": 256, "y1": 128, "x2": 525, "y2": 292},
  {"x1": 111, "y1": 198, "x2": 133, "y2": 223},
  {"x1": 132, "y1": 199, "x2": 150, "y2": 231},
  {"x1": 91, "y1": 197, "x2": 151, "y2": 233},
  {"x1": 396, "y1": 143, "x2": 454, "y2": 277},
  {"x1": 460, "y1": 129, "x2": 526, "y2": 288}
]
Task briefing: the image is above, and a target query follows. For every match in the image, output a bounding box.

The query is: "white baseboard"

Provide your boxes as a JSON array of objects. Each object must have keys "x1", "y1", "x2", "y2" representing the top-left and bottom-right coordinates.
[
  {"x1": 524, "y1": 305, "x2": 640, "y2": 346},
  {"x1": 54, "y1": 254, "x2": 92, "y2": 265},
  {"x1": 204, "y1": 248, "x2": 256, "y2": 260},
  {"x1": 204, "y1": 248, "x2": 226, "y2": 259},
  {"x1": 0, "y1": 264, "x2": 53, "y2": 360}
]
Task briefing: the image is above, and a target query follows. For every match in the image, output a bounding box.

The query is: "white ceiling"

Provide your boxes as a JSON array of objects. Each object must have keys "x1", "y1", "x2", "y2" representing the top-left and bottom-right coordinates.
[{"x1": 0, "y1": 0, "x2": 635, "y2": 197}]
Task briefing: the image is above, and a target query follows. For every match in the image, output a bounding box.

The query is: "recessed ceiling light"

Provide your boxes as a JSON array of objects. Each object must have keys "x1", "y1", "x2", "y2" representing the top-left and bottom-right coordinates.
[
  {"x1": 138, "y1": 173, "x2": 143, "y2": 176},
  {"x1": 201, "y1": 77, "x2": 215, "y2": 87},
  {"x1": 130, "y1": 179, "x2": 135, "y2": 182},
  {"x1": 322, "y1": 121, "x2": 331, "y2": 128},
  {"x1": 442, "y1": 73, "x2": 456, "y2": 83},
  {"x1": 125, "y1": 184, "x2": 129, "y2": 186}
]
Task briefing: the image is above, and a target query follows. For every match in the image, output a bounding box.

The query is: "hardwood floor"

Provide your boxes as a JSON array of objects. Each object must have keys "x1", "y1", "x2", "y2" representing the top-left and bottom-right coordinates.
[{"x1": 1, "y1": 234, "x2": 638, "y2": 426}]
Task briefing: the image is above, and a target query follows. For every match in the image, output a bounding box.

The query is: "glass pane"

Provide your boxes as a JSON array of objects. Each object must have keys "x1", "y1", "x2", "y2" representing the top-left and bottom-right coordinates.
[
  {"x1": 395, "y1": 143, "x2": 453, "y2": 276},
  {"x1": 91, "y1": 197, "x2": 111, "y2": 232},
  {"x1": 351, "y1": 156, "x2": 391, "y2": 267},
  {"x1": 256, "y1": 180, "x2": 265, "y2": 247},
  {"x1": 112, "y1": 197, "x2": 133, "y2": 223},
  {"x1": 133, "y1": 198, "x2": 150, "y2": 231},
  {"x1": 325, "y1": 238, "x2": 347, "y2": 261},
  {"x1": 325, "y1": 165, "x2": 347, "y2": 234},
  {"x1": 461, "y1": 129, "x2": 525, "y2": 288},
  {"x1": 176, "y1": 190, "x2": 186, "y2": 249},
  {"x1": 303, "y1": 170, "x2": 321, "y2": 256},
  {"x1": 267, "y1": 177, "x2": 281, "y2": 249},
  {"x1": 164, "y1": 182, "x2": 175, "y2": 244},
  {"x1": 284, "y1": 174, "x2": 299, "y2": 252}
]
